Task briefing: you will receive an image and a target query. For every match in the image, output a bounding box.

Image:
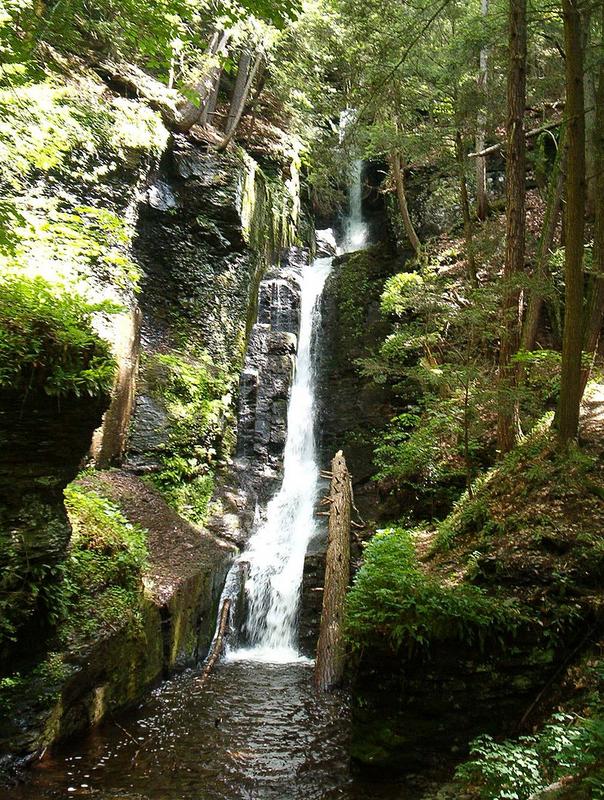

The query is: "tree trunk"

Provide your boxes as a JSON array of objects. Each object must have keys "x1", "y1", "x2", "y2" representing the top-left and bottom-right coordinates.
[
  {"x1": 176, "y1": 29, "x2": 231, "y2": 132},
  {"x1": 199, "y1": 69, "x2": 221, "y2": 127},
  {"x1": 456, "y1": 128, "x2": 479, "y2": 287},
  {"x1": 557, "y1": 0, "x2": 586, "y2": 444},
  {"x1": 224, "y1": 50, "x2": 252, "y2": 135},
  {"x1": 197, "y1": 598, "x2": 231, "y2": 687},
  {"x1": 216, "y1": 53, "x2": 262, "y2": 151},
  {"x1": 583, "y1": 9, "x2": 597, "y2": 218},
  {"x1": 389, "y1": 151, "x2": 421, "y2": 255},
  {"x1": 497, "y1": 0, "x2": 527, "y2": 455},
  {"x1": 476, "y1": 0, "x2": 490, "y2": 221},
  {"x1": 520, "y1": 127, "x2": 566, "y2": 352},
  {"x1": 315, "y1": 451, "x2": 351, "y2": 692},
  {"x1": 580, "y1": 0, "x2": 604, "y2": 396}
]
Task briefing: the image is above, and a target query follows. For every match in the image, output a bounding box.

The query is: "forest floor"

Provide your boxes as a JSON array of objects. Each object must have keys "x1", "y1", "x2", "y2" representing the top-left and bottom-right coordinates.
[{"x1": 580, "y1": 380, "x2": 604, "y2": 446}]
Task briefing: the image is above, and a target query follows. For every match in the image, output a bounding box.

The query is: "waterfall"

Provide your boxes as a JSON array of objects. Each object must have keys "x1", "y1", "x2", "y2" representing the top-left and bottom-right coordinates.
[
  {"x1": 339, "y1": 110, "x2": 368, "y2": 251},
  {"x1": 344, "y1": 159, "x2": 367, "y2": 251},
  {"x1": 228, "y1": 256, "x2": 331, "y2": 663},
  {"x1": 220, "y1": 149, "x2": 367, "y2": 665}
]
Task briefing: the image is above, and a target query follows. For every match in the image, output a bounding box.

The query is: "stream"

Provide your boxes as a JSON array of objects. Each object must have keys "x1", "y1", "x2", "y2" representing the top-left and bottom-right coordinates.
[{"x1": 6, "y1": 661, "x2": 417, "y2": 800}]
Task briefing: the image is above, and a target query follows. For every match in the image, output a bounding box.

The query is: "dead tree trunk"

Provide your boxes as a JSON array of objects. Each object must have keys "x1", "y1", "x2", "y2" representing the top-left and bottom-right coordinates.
[
  {"x1": 315, "y1": 450, "x2": 351, "y2": 692},
  {"x1": 197, "y1": 598, "x2": 231, "y2": 687},
  {"x1": 216, "y1": 53, "x2": 263, "y2": 152},
  {"x1": 176, "y1": 29, "x2": 231, "y2": 132},
  {"x1": 224, "y1": 50, "x2": 252, "y2": 136},
  {"x1": 199, "y1": 67, "x2": 222, "y2": 127}
]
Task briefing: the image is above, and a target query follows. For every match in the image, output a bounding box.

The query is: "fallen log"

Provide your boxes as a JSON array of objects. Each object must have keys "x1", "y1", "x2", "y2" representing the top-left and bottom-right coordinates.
[
  {"x1": 197, "y1": 598, "x2": 231, "y2": 687},
  {"x1": 315, "y1": 450, "x2": 351, "y2": 691},
  {"x1": 469, "y1": 119, "x2": 561, "y2": 158}
]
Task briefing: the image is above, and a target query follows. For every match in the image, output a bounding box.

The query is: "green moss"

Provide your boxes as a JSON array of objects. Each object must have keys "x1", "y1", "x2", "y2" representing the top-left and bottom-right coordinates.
[
  {"x1": 0, "y1": 482, "x2": 148, "y2": 717},
  {"x1": 0, "y1": 273, "x2": 117, "y2": 397},
  {"x1": 61, "y1": 483, "x2": 148, "y2": 642},
  {"x1": 346, "y1": 527, "x2": 526, "y2": 654},
  {"x1": 144, "y1": 351, "x2": 236, "y2": 525}
]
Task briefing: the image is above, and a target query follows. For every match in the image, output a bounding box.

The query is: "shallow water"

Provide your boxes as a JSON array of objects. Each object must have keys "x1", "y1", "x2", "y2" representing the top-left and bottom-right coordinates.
[{"x1": 6, "y1": 660, "x2": 417, "y2": 800}]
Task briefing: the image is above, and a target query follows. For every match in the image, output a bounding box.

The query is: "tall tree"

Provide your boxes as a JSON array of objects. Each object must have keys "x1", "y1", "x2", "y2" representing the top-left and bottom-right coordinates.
[
  {"x1": 389, "y1": 150, "x2": 421, "y2": 256},
  {"x1": 475, "y1": 0, "x2": 490, "y2": 221},
  {"x1": 580, "y1": 0, "x2": 604, "y2": 394},
  {"x1": 557, "y1": 0, "x2": 586, "y2": 444},
  {"x1": 497, "y1": 0, "x2": 527, "y2": 455}
]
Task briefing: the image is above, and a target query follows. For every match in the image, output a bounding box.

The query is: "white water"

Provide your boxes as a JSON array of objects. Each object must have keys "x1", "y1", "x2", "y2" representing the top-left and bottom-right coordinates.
[
  {"x1": 344, "y1": 160, "x2": 368, "y2": 251},
  {"x1": 228, "y1": 255, "x2": 331, "y2": 663},
  {"x1": 223, "y1": 141, "x2": 367, "y2": 664}
]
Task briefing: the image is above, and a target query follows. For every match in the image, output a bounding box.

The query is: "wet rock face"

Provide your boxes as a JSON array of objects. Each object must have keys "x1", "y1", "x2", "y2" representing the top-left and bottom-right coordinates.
[
  {"x1": 207, "y1": 247, "x2": 306, "y2": 546},
  {"x1": 317, "y1": 244, "x2": 406, "y2": 520},
  {"x1": 0, "y1": 390, "x2": 108, "y2": 665},
  {"x1": 237, "y1": 248, "x2": 305, "y2": 478},
  {"x1": 127, "y1": 137, "x2": 295, "y2": 471}
]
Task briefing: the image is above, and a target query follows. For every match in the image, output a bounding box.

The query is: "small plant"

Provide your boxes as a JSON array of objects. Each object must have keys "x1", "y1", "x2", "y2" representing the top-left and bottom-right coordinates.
[
  {"x1": 144, "y1": 351, "x2": 235, "y2": 524},
  {"x1": 61, "y1": 484, "x2": 148, "y2": 640},
  {"x1": 0, "y1": 273, "x2": 118, "y2": 397},
  {"x1": 456, "y1": 712, "x2": 604, "y2": 800}
]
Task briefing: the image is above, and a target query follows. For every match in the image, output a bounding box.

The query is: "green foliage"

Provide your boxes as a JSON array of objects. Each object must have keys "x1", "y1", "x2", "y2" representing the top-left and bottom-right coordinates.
[
  {"x1": 62, "y1": 484, "x2": 148, "y2": 640},
  {"x1": 0, "y1": 81, "x2": 165, "y2": 297},
  {"x1": 430, "y1": 414, "x2": 602, "y2": 553},
  {"x1": 346, "y1": 527, "x2": 525, "y2": 654},
  {"x1": 0, "y1": 273, "x2": 117, "y2": 397},
  {"x1": 145, "y1": 351, "x2": 236, "y2": 525},
  {"x1": 0, "y1": 82, "x2": 167, "y2": 194},
  {"x1": 0, "y1": 484, "x2": 148, "y2": 715},
  {"x1": 456, "y1": 712, "x2": 604, "y2": 800}
]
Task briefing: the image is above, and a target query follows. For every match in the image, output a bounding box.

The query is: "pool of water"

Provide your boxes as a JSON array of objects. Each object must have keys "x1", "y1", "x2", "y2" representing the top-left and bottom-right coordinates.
[{"x1": 4, "y1": 661, "x2": 417, "y2": 800}]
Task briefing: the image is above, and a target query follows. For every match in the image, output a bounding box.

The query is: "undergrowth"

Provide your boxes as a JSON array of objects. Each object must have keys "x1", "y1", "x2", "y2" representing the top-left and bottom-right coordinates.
[
  {"x1": 453, "y1": 660, "x2": 604, "y2": 800},
  {"x1": 0, "y1": 273, "x2": 117, "y2": 397},
  {"x1": 0, "y1": 482, "x2": 148, "y2": 715},
  {"x1": 345, "y1": 527, "x2": 526, "y2": 654},
  {"x1": 144, "y1": 351, "x2": 236, "y2": 525},
  {"x1": 433, "y1": 416, "x2": 600, "y2": 553}
]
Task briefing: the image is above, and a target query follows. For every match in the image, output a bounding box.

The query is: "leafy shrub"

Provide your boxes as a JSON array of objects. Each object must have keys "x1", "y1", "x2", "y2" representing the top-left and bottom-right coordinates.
[
  {"x1": 144, "y1": 351, "x2": 236, "y2": 524},
  {"x1": 456, "y1": 713, "x2": 604, "y2": 800},
  {"x1": 0, "y1": 273, "x2": 117, "y2": 397},
  {"x1": 346, "y1": 527, "x2": 525, "y2": 653}
]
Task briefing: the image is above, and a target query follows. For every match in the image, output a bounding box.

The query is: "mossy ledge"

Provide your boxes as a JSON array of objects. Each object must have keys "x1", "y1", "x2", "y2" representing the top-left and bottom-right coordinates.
[{"x1": 0, "y1": 471, "x2": 233, "y2": 778}]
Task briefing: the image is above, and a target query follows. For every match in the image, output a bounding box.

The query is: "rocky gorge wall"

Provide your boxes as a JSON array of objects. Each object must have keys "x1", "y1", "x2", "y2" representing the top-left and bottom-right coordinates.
[{"x1": 0, "y1": 61, "x2": 308, "y2": 776}]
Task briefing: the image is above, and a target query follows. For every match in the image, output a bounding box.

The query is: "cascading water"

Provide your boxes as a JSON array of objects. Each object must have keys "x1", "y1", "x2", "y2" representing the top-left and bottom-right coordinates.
[
  {"x1": 9, "y1": 131, "x2": 398, "y2": 800},
  {"x1": 344, "y1": 160, "x2": 368, "y2": 251},
  {"x1": 228, "y1": 256, "x2": 332, "y2": 662},
  {"x1": 222, "y1": 124, "x2": 368, "y2": 664}
]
